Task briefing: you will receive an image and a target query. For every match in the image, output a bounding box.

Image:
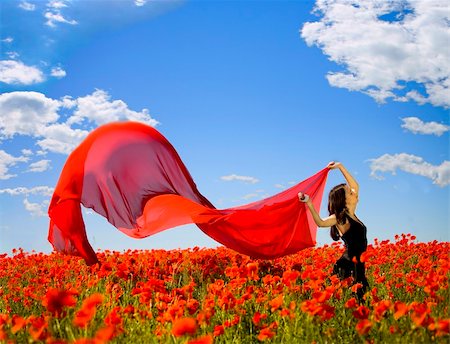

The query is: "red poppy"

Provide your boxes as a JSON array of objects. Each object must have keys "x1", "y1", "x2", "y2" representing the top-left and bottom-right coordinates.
[
  {"x1": 360, "y1": 251, "x2": 369, "y2": 263},
  {"x1": 269, "y1": 295, "x2": 283, "y2": 312},
  {"x1": 410, "y1": 303, "x2": 430, "y2": 327},
  {"x1": 73, "y1": 293, "x2": 104, "y2": 328},
  {"x1": 213, "y1": 325, "x2": 224, "y2": 336},
  {"x1": 0, "y1": 328, "x2": 6, "y2": 341},
  {"x1": 45, "y1": 339, "x2": 68, "y2": 344},
  {"x1": 428, "y1": 319, "x2": 450, "y2": 337},
  {"x1": 393, "y1": 301, "x2": 409, "y2": 320},
  {"x1": 355, "y1": 319, "x2": 372, "y2": 335},
  {"x1": 351, "y1": 283, "x2": 363, "y2": 293},
  {"x1": 172, "y1": 317, "x2": 197, "y2": 337},
  {"x1": 312, "y1": 290, "x2": 332, "y2": 303},
  {"x1": 187, "y1": 299, "x2": 200, "y2": 315},
  {"x1": 28, "y1": 315, "x2": 48, "y2": 341},
  {"x1": 42, "y1": 288, "x2": 78, "y2": 317},
  {"x1": 105, "y1": 307, "x2": 122, "y2": 327},
  {"x1": 257, "y1": 327, "x2": 275, "y2": 341},
  {"x1": 282, "y1": 270, "x2": 300, "y2": 287},
  {"x1": 95, "y1": 325, "x2": 116, "y2": 342},
  {"x1": 252, "y1": 312, "x2": 267, "y2": 326},
  {"x1": 374, "y1": 300, "x2": 391, "y2": 321},
  {"x1": 0, "y1": 314, "x2": 8, "y2": 327},
  {"x1": 11, "y1": 315, "x2": 26, "y2": 334},
  {"x1": 345, "y1": 298, "x2": 358, "y2": 309},
  {"x1": 301, "y1": 300, "x2": 335, "y2": 321},
  {"x1": 246, "y1": 262, "x2": 258, "y2": 275},
  {"x1": 188, "y1": 335, "x2": 214, "y2": 344},
  {"x1": 352, "y1": 305, "x2": 370, "y2": 320}
]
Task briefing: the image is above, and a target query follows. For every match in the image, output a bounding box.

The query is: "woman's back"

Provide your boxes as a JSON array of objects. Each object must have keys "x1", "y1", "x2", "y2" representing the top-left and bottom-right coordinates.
[{"x1": 341, "y1": 215, "x2": 367, "y2": 258}]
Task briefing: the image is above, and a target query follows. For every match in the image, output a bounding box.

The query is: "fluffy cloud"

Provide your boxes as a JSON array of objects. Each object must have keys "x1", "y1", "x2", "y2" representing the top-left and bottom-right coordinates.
[
  {"x1": 68, "y1": 89, "x2": 159, "y2": 127},
  {"x1": 19, "y1": 1, "x2": 36, "y2": 11},
  {"x1": 23, "y1": 198, "x2": 49, "y2": 217},
  {"x1": 135, "y1": 0, "x2": 148, "y2": 6},
  {"x1": 0, "y1": 150, "x2": 29, "y2": 180},
  {"x1": 45, "y1": 0, "x2": 78, "y2": 28},
  {"x1": 301, "y1": 0, "x2": 450, "y2": 108},
  {"x1": 50, "y1": 67, "x2": 66, "y2": 78},
  {"x1": 48, "y1": 1, "x2": 68, "y2": 9},
  {"x1": 45, "y1": 11, "x2": 78, "y2": 27},
  {"x1": 0, "y1": 186, "x2": 54, "y2": 197},
  {"x1": 0, "y1": 90, "x2": 158, "y2": 154},
  {"x1": 27, "y1": 160, "x2": 51, "y2": 173},
  {"x1": 401, "y1": 117, "x2": 449, "y2": 136},
  {"x1": 0, "y1": 60, "x2": 45, "y2": 85},
  {"x1": 220, "y1": 174, "x2": 260, "y2": 184},
  {"x1": 6, "y1": 52, "x2": 20, "y2": 59},
  {"x1": 0, "y1": 186, "x2": 53, "y2": 216},
  {"x1": 21, "y1": 149, "x2": 33, "y2": 156},
  {"x1": 0, "y1": 91, "x2": 60, "y2": 138},
  {"x1": 369, "y1": 153, "x2": 450, "y2": 187},
  {"x1": 37, "y1": 123, "x2": 89, "y2": 154}
]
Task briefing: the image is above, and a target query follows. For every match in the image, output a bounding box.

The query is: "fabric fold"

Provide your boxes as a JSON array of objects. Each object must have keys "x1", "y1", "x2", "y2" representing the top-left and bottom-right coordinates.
[{"x1": 48, "y1": 121, "x2": 329, "y2": 264}]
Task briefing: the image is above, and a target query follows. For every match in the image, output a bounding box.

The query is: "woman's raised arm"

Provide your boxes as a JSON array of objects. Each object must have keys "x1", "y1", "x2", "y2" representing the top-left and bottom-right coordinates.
[
  {"x1": 328, "y1": 162, "x2": 359, "y2": 194},
  {"x1": 298, "y1": 192, "x2": 337, "y2": 228}
]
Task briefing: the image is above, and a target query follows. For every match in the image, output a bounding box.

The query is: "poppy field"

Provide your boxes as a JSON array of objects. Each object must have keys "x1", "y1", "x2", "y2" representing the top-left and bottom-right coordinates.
[{"x1": 0, "y1": 233, "x2": 448, "y2": 343}]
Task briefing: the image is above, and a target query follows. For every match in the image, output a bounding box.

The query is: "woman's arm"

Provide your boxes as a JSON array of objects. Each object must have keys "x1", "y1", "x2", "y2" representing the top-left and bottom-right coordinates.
[
  {"x1": 328, "y1": 162, "x2": 359, "y2": 194},
  {"x1": 298, "y1": 192, "x2": 337, "y2": 228}
]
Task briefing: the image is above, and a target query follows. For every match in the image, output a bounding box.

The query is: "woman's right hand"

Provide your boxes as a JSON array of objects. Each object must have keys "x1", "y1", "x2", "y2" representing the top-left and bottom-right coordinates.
[
  {"x1": 327, "y1": 161, "x2": 341, "y2": 169},
  {"x1": 298, "y1": 192, "x2": 310, "y2": 203}
]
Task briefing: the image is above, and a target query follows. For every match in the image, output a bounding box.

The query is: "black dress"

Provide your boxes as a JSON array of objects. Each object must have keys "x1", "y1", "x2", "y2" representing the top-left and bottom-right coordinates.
[{"x1": 333, "y1": 215, "x2": 369, "y2": 300}]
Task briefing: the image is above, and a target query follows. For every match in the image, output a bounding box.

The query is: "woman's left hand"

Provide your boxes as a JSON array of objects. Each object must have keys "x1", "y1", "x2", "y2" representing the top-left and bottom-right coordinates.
[{"x1": 327, "y1": 161, "x2": 341, "y2": 169}]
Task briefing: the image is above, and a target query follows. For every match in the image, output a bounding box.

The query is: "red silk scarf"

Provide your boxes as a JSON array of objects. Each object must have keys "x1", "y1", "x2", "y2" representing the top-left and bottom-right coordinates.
[{"x1": 48, "y1": 122, "x2": 329, "y2": 265}]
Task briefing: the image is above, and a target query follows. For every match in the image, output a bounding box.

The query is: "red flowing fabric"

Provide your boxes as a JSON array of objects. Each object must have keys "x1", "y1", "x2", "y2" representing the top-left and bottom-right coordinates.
[{"x1": 48, "y1": 121, "x2": 329, "y2": 265}]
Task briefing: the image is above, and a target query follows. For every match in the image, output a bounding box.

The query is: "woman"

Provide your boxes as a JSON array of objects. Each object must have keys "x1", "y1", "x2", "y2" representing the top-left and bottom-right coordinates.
[{"x1": 298, "y1": 162, "x2": 369, "y2": 301}]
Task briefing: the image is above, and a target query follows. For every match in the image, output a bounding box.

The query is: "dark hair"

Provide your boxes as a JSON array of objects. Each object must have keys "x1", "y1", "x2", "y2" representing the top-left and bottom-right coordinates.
[{"x1": 328, "y1": 183, "x2": 348, "y2": 241}]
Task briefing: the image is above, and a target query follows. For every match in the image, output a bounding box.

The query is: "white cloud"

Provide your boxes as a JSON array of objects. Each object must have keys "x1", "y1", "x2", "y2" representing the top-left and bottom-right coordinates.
[
  {"x1": 69, "y1": 89, "x2": 159, "y2": 127},
  {"x1": 45, "y1": 0, "x2": 77, "y2": 28},
  {"x1": 50, "y1": 66, "x2": 66, "y2": 78},
  {"x1": 220, "y1": 174, "x2": 260, "y2": 184},
  {"x1": 0, "y1": 185, "x2": 53, "y2": 217},
  {"x1": 0, "y1": 90, "x2": 158, "y2": 154},
  {"x1": 301, "y1": 0, "x2": 450, "y2": 108},
  {"x1": 27, "y1": 159, "x2": 51, "y2": 173},
  {"x1": 0, "y1": 91, "x2": 60, "y2": 138},
  {"x1": 401, "y1": 117, "x2": 450, "y2": 136},
  {"x1": 0, "y1": 60, "x2": 45, "y2": 85},
  {"x1": 369, "y1": 153, "x2": 450, "y2": 187},
  {"x1": 19, "y1": 1, "x2": 36, "y2": 11},
  {"x1": 2, "y1": 37, "x2": 14, "y2": 43},
  {"x1": 0, "y1": 150, "x2": 29, "y2": 180},
  {"x1": 0, "y1": 186, "x2": 54, "y2": 197},
  {"x1": 6, "y1": 52, "x2": 20, "y2": 59},
  {"x1": 37, "y1": 123, "x2": 89, "y2": 154},
  {"x1": 135, "y1": 0, "x2": 148, "y2": 6},
  {"x1": 45, "y1": 11, "x2": 78, "y2": 27},
  {"x1": 48, "y1": 0, "x2": 68, "y2": 9},
  {"x1": 23, "y1": 198, "x2": 49, "y2": 217},
  {"x1": 21, "y1": 149, "x2": 33, "y2": 156},
  {"x1": 242, "y1": 193, "x2": 259, "y2": 200}
]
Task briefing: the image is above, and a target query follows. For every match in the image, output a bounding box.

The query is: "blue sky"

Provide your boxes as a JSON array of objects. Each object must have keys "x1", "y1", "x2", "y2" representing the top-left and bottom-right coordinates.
[{"x1": 0, "y1": 0, "x2": 449, "y2": 255}]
